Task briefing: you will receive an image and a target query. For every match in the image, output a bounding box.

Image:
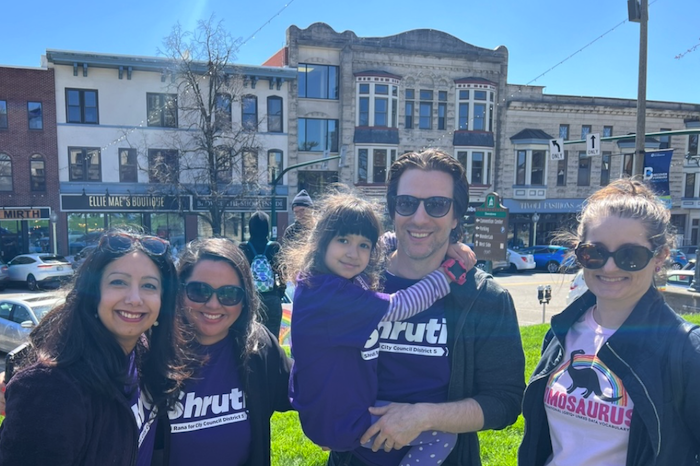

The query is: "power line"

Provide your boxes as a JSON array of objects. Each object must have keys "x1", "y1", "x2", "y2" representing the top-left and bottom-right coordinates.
[
  {"x1": 527, "y1": 0, "x2": 659, "y2": 86},
  {"x1": 238, "y1": 0, "x2": 298, "y2": 50}
]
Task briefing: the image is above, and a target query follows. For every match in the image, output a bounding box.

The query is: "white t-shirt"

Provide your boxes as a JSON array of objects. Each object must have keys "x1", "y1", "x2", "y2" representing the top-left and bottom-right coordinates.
[{"x1": 544, "y1": 306, "x2": 635, "y2": 466}]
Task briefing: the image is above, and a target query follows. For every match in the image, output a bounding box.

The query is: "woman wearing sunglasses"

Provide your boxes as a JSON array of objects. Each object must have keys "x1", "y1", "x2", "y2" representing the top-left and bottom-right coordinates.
[
  {"x1": 156, "y1": 238, "x2": 292, "y2": 466},
  {"x1": 0, "y1": 230, "x2": 187, "y2": 466},
  {"x1": 519, "y1": 179, "x2": 700, "y2": 466}
]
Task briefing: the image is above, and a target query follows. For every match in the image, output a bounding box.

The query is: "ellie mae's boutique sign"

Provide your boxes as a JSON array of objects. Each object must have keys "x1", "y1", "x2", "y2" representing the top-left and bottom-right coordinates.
[{"x1": 60, "y1": 194, "x2": 190, "y2": 212}]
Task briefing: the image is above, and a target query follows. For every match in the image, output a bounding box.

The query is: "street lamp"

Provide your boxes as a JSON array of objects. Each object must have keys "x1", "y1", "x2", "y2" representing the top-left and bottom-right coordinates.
[
  {"x1": 269, "y1": 155, "x2": 340, "y2": 240},
  {"x1": 49, "y1": 211, "x2": 58, "y2": 255},
  {"x1": 531, "y1": 212, "x2": 540, "y2": 246}
]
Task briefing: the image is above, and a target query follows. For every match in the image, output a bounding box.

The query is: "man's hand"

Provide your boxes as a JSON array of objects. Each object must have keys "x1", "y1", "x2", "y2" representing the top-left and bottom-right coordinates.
[
  {"x1": 447, "y1": 243, "x2": 476, "y2": 272},
  {"x1": 360, "y1": 403, "x2": 432, "y2": 451}
]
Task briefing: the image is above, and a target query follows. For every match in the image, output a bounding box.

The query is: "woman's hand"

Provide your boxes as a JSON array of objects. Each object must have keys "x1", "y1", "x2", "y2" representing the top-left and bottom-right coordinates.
[{"x1": 0, "y1": 372, "x2": 6, "y2": 415}]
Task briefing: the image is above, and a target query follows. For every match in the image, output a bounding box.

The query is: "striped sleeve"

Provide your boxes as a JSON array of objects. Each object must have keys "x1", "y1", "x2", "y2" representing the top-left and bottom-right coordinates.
[{"x1": 381, "y1": 269, "x2": 450, "y2": 322}]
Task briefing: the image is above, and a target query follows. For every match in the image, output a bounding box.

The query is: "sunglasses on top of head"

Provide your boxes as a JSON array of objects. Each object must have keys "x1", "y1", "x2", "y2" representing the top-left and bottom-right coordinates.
[
  {"x1": 393, "y1": 195, "x2": 453, "y2": 218},
  {"x1": 98, "y1": 232, "x2": 170, "y2": 256},
  {"x1": 185, "y1": 281, "x2": 246, "y2": 306},
  {"x1": 574, "y1": 242, "x2": 657, "y2": 272}
]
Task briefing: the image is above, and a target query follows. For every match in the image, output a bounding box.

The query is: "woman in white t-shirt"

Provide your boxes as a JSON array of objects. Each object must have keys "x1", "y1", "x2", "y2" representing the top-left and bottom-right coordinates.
[{"x1": 519, "y1": 178, "x2": 700, "y2": 466}]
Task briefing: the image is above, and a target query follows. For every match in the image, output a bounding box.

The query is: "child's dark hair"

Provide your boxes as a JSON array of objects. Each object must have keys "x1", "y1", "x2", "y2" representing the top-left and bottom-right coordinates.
[{"x1": 281, "y1": 193, "x2": 386, "y2": 290}]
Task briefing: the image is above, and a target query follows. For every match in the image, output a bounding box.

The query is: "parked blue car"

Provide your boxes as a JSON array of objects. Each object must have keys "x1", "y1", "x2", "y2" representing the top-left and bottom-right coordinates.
[
  {"x1": 667, "y1": 249, "x2": 688, "y2": 270},
  {"x1": 519, "y1": 245, "x2": 575, "y2": 273}
]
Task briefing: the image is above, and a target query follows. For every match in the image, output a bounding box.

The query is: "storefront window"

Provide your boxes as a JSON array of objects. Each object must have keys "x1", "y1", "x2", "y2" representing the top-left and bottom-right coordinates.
[
  {"x1": 107, "y1": 213, "x2": 144, "y2": 231},
  {"x1": 149, "y1": 213, "x2": 185, "y2": 251},
  {"x1": 67, "y1": 213, "x2": 105, "y2": 254}
]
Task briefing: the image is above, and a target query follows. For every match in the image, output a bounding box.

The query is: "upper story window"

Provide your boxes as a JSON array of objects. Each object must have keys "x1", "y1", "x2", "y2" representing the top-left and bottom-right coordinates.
[
  {"x1": 147, "y1": 93, "x2": 177, "y2": 128},
  {"x1": 689, "y1": 134, "x2": 699, "y2": 157},
  {"x1": 603, "y1": 126, "x2": 613, "y2": 138},
  {"x1": 515, "y1": 149, "x2": 546, "y2": 186},
  {"x1": 242, "y1": 149, "x2": 258, "y2": 186},
  {"x1": 457, "y1": 150, "x2": 491, "y2": 185},
  {"x1": 601, "y1": 152, "x2": 611, "y2": 186},
  {"x1": 438, "y1": 91, "x2": 447, "y2": 130},
  {"x1": 581, "y1": 125, "x2": 591, "y2": 140},
  {"x1": 30, "y1": 154, "x2": 46, "y2": 191},
  {"x1": 685, "y1": 173, "x2": 696, "y2": 198},
  {"x1": 214, "y1": 148, "x2": 232, "y2": 185},
  {"x1": 214, "y1": 93, "x2": 232, "y2": 132},
  {"x1": 28, "y1": 102, "x2": 43, "y2": 130},
  {"x1": 242, "y1": 95, "x2": 258, "y2": 131},
  {"x1": 298, "y1": 118, "x2": 338, "y2": 152},
  {"x1": 659, "y1": 128, "x2": 671, "y2": 149},
  {"x1": 119, "y1": 148, "x2": 138, "y2": 183},
  {"x1": 69, "y1": 147, "x2": 101, "y2": 181},
  {"x1": 0, "y1": 100, "x2": 7, "y2": 129},
  {"x1": 357, "y1": 147, "x2": 397, "y2": 184},
  {"x1": 419, "y1": 89, "x2": 433, "y2": 129},
  {"x1": 559, "y1": 124, "x2": 569, "y2": 140},
  {"x1": 405, "y1": 89, "x2": 414, "y2": 129},
  {"x1": 0, "y1": 153, "x2": 12, "y2": 191},
  {"x1": 456, "y1": 84, "x2": 495, "y2": 132},
  {"x1": 578, "y1": 151, "x2": 590, "y2": 186},
  {"x1": 148, "y1": 149, "x2": 179, "y2": 184},
  {"x1": 267, "y1": 96, "x2": 283, "y2": 133},
  {"x1": 556, "y1": 151, "x2": 568, "y2": 186},
  {"x1": 355, "y1": 79, "x2": 398, "y2": 128},
  {"x1": 66, "y1": 89, "x2": 98, "y2": 124},
  {"x1": 298, "y1": 64, "x2": 339, "y2": 100}
]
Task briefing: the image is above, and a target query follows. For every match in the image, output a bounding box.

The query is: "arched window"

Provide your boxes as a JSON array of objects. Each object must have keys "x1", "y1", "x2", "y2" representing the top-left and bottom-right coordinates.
[
  {"x1": 30, "y1": 154, "x2": 46, "y2": 191},
  {"x1": 241, "y1": 95, "x2": 258, "y2": 131},
  {"x1": 0, "y1": 153, "x2": 12, "y2": 191}
]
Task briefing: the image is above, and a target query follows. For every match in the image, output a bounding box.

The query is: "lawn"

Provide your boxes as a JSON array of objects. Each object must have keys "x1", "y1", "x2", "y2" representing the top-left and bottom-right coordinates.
[{"x1": 271, "y1": 313, "x2": 700, "y2": 466}]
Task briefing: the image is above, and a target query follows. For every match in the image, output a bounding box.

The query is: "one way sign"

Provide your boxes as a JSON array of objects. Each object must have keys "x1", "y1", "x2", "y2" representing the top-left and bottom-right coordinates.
[
  {"x1": 586, "y1": 133, "x2": 601, "y2": 157},
  {"x1": 549, "y1": 138, "x2": 564, "y2": 160}
]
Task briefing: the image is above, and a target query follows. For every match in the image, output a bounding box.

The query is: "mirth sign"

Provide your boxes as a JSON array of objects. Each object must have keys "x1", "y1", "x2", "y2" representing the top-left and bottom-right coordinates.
[{"x1": 60, "y1": 194, "x2": 189, "y2": 212}]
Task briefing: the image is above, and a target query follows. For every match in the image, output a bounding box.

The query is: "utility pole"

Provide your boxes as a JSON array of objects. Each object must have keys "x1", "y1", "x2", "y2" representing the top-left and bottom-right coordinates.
[{"x1": 631, "y1": 0, "x2": 648, "y2": 175}]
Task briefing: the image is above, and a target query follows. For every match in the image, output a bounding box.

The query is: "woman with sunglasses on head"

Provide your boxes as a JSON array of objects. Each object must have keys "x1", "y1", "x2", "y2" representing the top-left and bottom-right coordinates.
[
  {"x1": 0, "y1": 230, "x2": 186, "y2": 466},
  {"x1": 156, "y1": 238, "x2": 292, "y2": 466},
  {"x1": 519, "y1": 179, "x2": 700, "y2": 466}
]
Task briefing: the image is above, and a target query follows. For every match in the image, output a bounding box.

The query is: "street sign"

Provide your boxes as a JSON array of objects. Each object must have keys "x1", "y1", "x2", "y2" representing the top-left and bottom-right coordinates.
[
  {"x1": 549, "y1": 138, "x2": 564, "y2": 160},
  {"x1": 586, "y1": 133, "x2": 601, "y2": 157},
  {"x1": 473, "y1": 192, "x2": 509, "y2": 263}
]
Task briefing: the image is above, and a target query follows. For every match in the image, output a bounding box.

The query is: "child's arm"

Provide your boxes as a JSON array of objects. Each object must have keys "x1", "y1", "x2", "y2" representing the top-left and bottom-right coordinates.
[
  {"x1": 382, "y1": 266, "x2": 454, "y2": 322},
  {"x1": 446, "y1": 242, "x2": 477, "y2": 272}
]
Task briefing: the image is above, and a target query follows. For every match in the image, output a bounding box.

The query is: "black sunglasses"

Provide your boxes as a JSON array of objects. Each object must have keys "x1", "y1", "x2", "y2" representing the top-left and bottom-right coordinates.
[
  {"x1": 185, "y1": 281, "x2": 246, "y2": 306},
  {"x1": 575, "y1": 243, "x2": 657, "y2": 272},
  {"x1": 99, "y1": 232, "x2": 169, "y2": 256},
  {"x1": 393, "y1": 195, "x2": 453, "y2": 218}
]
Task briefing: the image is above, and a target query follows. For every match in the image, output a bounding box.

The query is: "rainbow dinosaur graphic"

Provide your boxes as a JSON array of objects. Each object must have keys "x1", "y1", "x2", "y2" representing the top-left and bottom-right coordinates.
[{"x1": 549, "y1": 352, "x2": 629, "y2": 406}]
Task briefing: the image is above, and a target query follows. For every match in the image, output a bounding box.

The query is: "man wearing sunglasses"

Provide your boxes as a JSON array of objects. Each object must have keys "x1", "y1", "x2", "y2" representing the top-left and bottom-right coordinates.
[{"x1": 327, "y1": 150, "x2": 525, "y2": 466}]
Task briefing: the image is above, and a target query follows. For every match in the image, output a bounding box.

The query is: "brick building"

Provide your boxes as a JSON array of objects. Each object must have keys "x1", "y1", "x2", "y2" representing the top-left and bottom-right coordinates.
[{"x1": 0, "y1": 66, "x2": 59, "y2": 259}]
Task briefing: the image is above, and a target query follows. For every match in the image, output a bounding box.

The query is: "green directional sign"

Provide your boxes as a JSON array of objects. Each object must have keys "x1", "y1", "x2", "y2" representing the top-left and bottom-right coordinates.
[{"x1": 474, "y1": 192, "x2": 509, "y2": 263}]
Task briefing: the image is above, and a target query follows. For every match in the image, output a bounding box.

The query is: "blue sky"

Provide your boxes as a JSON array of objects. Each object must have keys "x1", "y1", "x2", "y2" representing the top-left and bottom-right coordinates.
[{"x1": 3, "y1": 0, "x2": 698, "y2": 103}]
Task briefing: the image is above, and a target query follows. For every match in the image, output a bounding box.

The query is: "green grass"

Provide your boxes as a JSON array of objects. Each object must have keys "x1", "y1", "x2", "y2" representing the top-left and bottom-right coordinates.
[{"x1": 271, "y1": 313, "x2": 700, "y2": 466}]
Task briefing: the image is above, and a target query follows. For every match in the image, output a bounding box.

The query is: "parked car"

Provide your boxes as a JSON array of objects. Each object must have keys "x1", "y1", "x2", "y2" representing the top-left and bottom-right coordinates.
[
  {"x1": 72, "y1": 245, "x2": 97, "y2": 270},
  {"x1": 678, "y1": 245, "x2": 697, "y2": 262},
  {"x1": 665, "y1": 270, "x2": 695, "y2": 288},
  {"x1": 520, "y1": 245, "x2": 574, "y2": 273},
  {"x1": 508, "y1": 248, "x2": 536, "y2": 273},
  {"x1": 683, "y1": 258, "x2": 695, "y2": 271},
  {"x1": 666, "y1": 249, "x2": 688, "y2": 270},
  {"x1": 0, "y1": 294, "x2": 64, "y2": 352},
  {"x1": 565, "y1": 270, "x2": 587, "y2": 306},
  {"x1": 467, "y1": 244, "x2": 510, "y2": 274},
  {"x1": 7, "y1": 254, "x2": 74, "y2": 291},
  {"x1": 0, "y1": 259, "x2": 8, "y2": 290}
]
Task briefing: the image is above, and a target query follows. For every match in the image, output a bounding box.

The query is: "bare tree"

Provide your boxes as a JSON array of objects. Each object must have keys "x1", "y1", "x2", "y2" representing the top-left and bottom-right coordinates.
[{"x1": 140, "y1": 16, "x2": 264, "y2": 236}]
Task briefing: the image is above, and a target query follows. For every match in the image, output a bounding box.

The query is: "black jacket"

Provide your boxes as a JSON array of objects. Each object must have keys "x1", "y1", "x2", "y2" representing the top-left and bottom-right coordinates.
[
  {"x1": 443, "y1": 268, "x2": 526, "y2": 465},
  {"x1": 519, "y1": 287, "x2": 700, "y2": 466},
  {"x1": 0, "y1": 363, "x2": 139, "y2": 466},
  {"x1": 153, "y1": 325, "x2": 293, "y2": 466}
]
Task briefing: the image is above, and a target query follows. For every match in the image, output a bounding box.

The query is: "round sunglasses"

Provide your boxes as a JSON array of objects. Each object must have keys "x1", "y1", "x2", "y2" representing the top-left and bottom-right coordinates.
[
  {"x1": 393, "y1": 195, "x2": 453, "y2": 218},
  {"x1": 99, "y1": 232, "x2": 169, "y2": 256},
  {"x1": 574, "y1": 243, "x2": 657, "y2": 272},
  {"x1": 184, "y1": 281, "x2": 246, "y2": 306}
]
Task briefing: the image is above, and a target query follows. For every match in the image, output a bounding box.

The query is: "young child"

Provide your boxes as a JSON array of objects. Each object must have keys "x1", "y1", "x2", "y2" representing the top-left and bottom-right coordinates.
[{"x1": 284, "y1": 194, "x2": 471, "y2": 465}]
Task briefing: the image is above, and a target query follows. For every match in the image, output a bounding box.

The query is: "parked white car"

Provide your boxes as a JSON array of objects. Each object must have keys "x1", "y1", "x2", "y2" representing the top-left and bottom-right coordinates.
[
  {"x1": 7, "y1": 254, "x2": 74, "y2": 291},
  {"x1": 0, "y1": 294, "x2": 64, "y2": 352},
  {"x1": 508, "y1": 249, "x2": 536, "y2": 272},
  {"x1": 566, "y1": 270, "x2": 588, "y2": 306}
]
